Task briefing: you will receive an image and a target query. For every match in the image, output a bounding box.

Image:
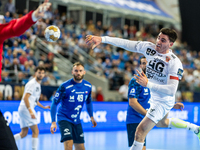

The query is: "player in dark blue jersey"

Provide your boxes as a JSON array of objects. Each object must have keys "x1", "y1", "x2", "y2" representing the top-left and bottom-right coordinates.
[
  {"x1": 126, "y1": 56, "x2": 151, "y2": 150},
  {"x1": 50, "y1": 62, "x2": 97, "y2": 150},
  {"x1": 127, "y1": 57, "x2": 200, "y2": 150}
]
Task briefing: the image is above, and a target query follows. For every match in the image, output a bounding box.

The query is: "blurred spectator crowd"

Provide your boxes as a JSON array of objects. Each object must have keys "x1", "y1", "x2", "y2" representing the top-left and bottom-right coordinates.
[{"x1": 0, "y1": 0, "x2": 200, "y2": 102}]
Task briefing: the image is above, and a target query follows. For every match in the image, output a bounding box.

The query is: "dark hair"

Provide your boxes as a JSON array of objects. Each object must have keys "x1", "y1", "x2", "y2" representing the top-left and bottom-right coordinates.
[
  {"x1": 140, "y1": 56, "x2": 146, "y2": 64},
  {"x1": 73, "y1": 62, "x2": 84, "y2": 68},
  {"x1": 160, "y1": 28, "x2": 177, "y2": 43},
  {"x1": 35, "y1": 66, "x2": 46, "y2": 72}
]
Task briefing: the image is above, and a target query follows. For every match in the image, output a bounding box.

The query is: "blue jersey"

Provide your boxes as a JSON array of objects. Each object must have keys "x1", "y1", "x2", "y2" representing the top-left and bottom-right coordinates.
[
  {"x1": 51, "y1": 79, "x2": 93, "y2": 124},
  {"x1": 126, "y1": 77, "x2": 150, "y2": 124}
]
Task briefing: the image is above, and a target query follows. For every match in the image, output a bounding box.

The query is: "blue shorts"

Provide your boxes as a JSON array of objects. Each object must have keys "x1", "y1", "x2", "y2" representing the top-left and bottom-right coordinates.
[
  {"x1": 58, "y1": 120, "x2": 84, "y2": 143},
  {"x1": 126, "y1": 123, "x2": 146, "y2": 147}
]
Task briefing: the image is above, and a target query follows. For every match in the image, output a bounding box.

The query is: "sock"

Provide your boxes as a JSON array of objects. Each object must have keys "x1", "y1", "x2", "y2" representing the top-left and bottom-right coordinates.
[
  {"x1": 168, "y1": 118, "x2": 199, "y2": 133},
  {"x1": 32, "y1": 138, "x2": 38, "y2": 150},
  {"x1": 130, "y1": 140, "x2": 144, "y2": 150},
  {"x1": 14, "y1": 133, "x2": 21, "y2": 141}
]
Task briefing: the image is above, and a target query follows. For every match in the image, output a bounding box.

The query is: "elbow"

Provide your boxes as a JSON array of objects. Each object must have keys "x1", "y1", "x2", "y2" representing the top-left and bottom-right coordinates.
[{"x1": 167, "y1": 88, "x2": 176, "y2": 97}]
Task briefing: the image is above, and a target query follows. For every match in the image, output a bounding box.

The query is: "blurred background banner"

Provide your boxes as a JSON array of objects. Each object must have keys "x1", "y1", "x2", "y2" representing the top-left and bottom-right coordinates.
[
  {"x1": 83, "y1": 0, "x2": 171, "y2": 17},
  {"x1": 1, "y1": 101, "x2": 200, "y2": 133}
]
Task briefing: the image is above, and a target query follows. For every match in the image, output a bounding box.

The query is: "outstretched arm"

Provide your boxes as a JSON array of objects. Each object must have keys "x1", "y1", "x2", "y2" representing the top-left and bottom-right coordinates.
[
  {"x1": 37, "y1": 101, "x2": 50, "y2": 109},
  {"x1": 86, "y1": 35, "x2": 140, "y2": 53},
  {"x1": 0, "y1": 0, "x2": 51, "y2": 41}
]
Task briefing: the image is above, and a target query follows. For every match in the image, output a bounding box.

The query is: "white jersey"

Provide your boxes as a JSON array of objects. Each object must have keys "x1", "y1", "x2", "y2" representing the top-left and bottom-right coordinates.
[
  {"x1": 19, "y1": 78, "x2": 41, "y2": 109},
  {"x1": 102, "y1": 37, "x2": 183, "y2": 107},
  {"x1": 136, "y1": 41, "x2": 183, "y2": 107}
]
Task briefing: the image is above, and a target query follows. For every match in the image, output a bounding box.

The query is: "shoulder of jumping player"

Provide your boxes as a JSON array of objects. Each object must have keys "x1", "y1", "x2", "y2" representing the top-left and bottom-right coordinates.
[{"x1": 169, "y1": 52, "x2": 183, "y2": 67}]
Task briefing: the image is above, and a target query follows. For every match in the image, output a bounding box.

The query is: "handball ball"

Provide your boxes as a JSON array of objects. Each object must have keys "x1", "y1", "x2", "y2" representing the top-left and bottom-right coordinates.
[{"x1": 44, "y1": 25, "x2": 61, "y2": 42}]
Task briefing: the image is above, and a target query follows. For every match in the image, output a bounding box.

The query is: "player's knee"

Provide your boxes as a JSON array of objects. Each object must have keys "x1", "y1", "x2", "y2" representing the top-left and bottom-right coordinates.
[
  {"x1": 156, "y1": 120, "x2": 168, "y2": 127},
  {"x1": 32, "y1": 128, "x2": 39, "y2": 136},
  {"x1": 64, "y1": 144, "x2": 73, "y2": 150},
  {"x1": 21, "y1": 130, "x2": 28, "y2": 138}
]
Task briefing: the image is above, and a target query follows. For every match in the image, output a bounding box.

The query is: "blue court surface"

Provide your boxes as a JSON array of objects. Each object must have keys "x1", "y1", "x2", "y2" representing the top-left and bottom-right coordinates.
[{"x1": 15, "y1": 128, "x2": 200, "y2": 150}]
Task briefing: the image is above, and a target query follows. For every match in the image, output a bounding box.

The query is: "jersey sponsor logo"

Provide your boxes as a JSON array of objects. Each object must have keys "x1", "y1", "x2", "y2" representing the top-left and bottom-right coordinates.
[
  {"x1": 146, "y1": 48, "x2": 156, "y2": 56},
  {"x1": 74, "y1": 105, "x2": 82, "y2": 111},
  {"x1": 149, "y1": 59, "x2": 165, "y2": 73},
  {"x1": 177, "y1": 68, "x2": 183, "y2": 80},
  {"x1": 130, "y1": 88, "x2": 135, "y2": 94},
  {"x1": 64, "y1": 128, "x2": 70, "y2": 135},
  {"x1": 71, "y1": 114, "x2": 78, "y2": 118},
  {"x1": 77, "y1": 95, "x2": 83, "y2": 102},
  {"x1": 69, "y1": 96, "x2": 75, "y2": 102},
  {"x1": 66, "y1": 85, "x2": 73, "y2": 89},
  {"x1": 76, "y1": 92, "x2": 84, "y2": 94},
  {"x1": 143, "y1": 88, "x2": 149, "y2": 95},
  {"x1": 70, "y1": 96, "x2": 74, "y2": 99},
  {"x1": 55, "y1": 93, "x2": 59, "y2": 97},
  {"x1": 146, "y1": 67, "x2": 166, "y2": 78}
]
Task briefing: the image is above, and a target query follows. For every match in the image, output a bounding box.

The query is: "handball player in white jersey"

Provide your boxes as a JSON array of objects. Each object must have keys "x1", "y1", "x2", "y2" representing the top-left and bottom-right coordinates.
[
  {"x1": 86, "y1": 28, "x2": 200, "y2": 150},
  {"x1": 14, "y1": 66, "x2": 50, "y2": 150}
]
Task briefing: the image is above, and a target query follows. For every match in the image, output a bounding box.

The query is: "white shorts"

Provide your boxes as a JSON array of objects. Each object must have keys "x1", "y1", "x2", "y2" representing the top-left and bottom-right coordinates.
[
  {"x1": 146, "y1": 102, "x2": 173, "y2": 124},
  {"x1": 18, "y1": 106, "x2": 38, "y2": 128}
]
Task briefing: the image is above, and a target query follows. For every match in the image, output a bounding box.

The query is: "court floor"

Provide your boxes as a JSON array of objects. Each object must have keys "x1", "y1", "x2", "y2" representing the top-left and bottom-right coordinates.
[{"x1": 15, "y1": 128, "x2": 200, "y2": 150}]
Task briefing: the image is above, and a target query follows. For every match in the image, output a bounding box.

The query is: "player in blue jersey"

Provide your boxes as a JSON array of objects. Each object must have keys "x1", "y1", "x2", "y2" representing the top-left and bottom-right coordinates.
[
  {"x1": 126, "y1": 56, "x2": 151, "y2": 150},
  {"x1": 127, "y1": 56, "x2": 200, "y2": 150},
  {"x1": 50, "y1": 62, "x2": 97, "y2": 150}
]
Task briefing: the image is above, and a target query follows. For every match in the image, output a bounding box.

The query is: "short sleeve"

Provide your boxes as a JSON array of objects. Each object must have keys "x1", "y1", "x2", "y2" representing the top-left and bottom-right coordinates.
[
  {"x1": 25, "y1": 82, "x2": 35, "y2": 95},
  {"x1": 128, "y1": 79, "x2": 142, "y2": 99}
]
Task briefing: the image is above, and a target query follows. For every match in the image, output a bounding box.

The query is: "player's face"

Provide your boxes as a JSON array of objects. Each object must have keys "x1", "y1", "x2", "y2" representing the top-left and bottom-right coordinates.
[
  {"x1": 140, "y1": 58, "x2": 147, "y2": 74},
  {"x1": 155, "y1": 33, "x2": 173, "y2": 54},
  {"x1": 72, "y1": 65, "x2": 86, "y2": 82},
  {"x1": 35, "y1": 70, "x2": 45, "y2": 81}
]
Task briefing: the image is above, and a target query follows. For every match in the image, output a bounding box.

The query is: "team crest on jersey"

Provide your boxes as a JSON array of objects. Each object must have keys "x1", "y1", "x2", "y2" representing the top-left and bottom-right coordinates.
[
  {"x1": 177, "y1": 68, "x2": 183, "y2": 80},
  {"x1": 166, "y1": 56, "x2": 171, "y2": 62}
]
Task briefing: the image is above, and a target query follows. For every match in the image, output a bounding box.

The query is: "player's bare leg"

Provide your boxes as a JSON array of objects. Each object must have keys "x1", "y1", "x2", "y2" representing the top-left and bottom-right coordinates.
[
  {"x1": 74, "y1": 143, "x2": 85, "y2": 150},
  {"x1": 156, "y1": 113, "x2": 169, "y2": 127},
  {"x1": 142, "y1": 146, "x2": 146, "y2": 150},
  {"x1": 30, "y1": 125, "x2": 39, "y2": 150},
  {"x1": 130, "y1": 116, "x2": 156, "y2": 150},
  {"x1": 63, "y1": 140, "x2": 73, "y2": 150},
  {"x1": 14, "y1": 127, "x2": 28, "y2": 140},
  {"x1": 157, "y1": 113, "x2": 200, "y2": 141}
]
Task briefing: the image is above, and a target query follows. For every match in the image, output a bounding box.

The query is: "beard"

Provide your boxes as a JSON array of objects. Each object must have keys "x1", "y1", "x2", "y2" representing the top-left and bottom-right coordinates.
[
  {"x1": 142, "y1": 68, "x2": 146, "y2": 74},
  {"x1": 36, "y1": 76, "x2": 43, "y2": 81},
  {"x1": 73, "y1": 74, "x2": 84, "y2": 81}
]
